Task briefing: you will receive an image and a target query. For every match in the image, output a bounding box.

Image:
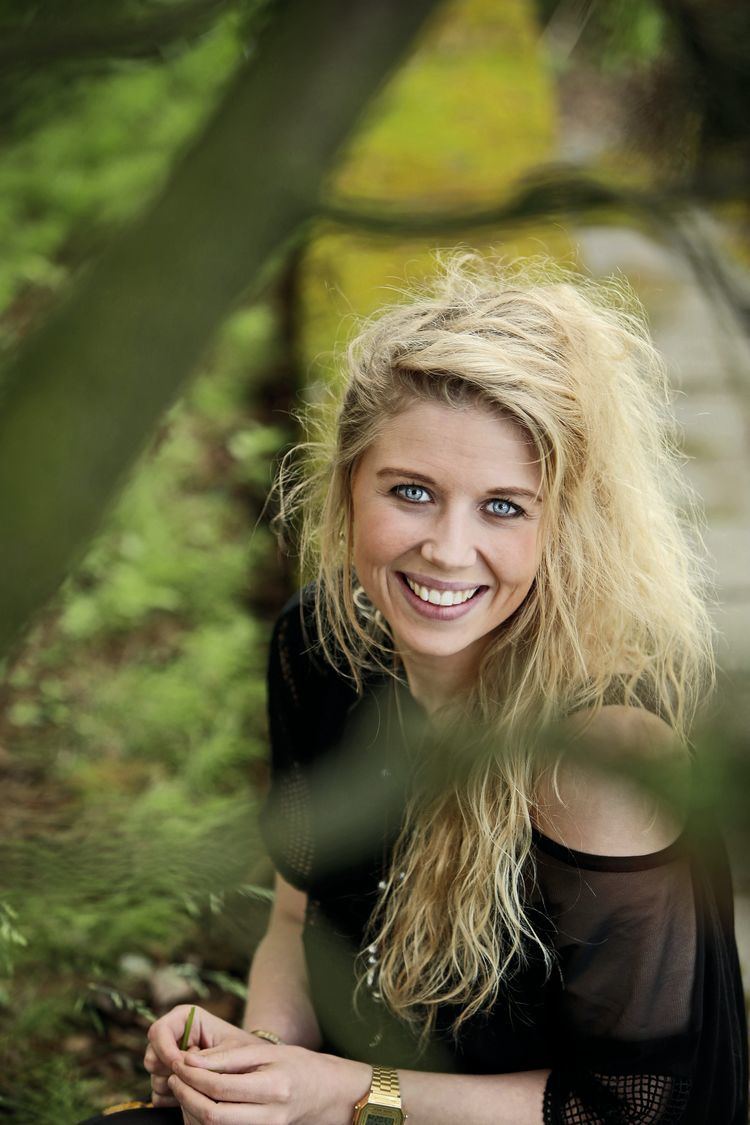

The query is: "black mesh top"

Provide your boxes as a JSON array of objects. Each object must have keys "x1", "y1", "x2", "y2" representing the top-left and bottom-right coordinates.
[{"x1": 258, "y1": 588, "x2": 748, "y2": 1124}]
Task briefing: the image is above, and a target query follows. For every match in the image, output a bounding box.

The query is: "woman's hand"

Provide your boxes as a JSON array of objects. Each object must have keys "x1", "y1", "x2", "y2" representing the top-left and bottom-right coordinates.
[
  {"x1": 144, "y1": 1004, "x2": 254, "y2": 1108},
  {"x1": 167, "y1": 1039, "x2": 371, "y2": 1124}
]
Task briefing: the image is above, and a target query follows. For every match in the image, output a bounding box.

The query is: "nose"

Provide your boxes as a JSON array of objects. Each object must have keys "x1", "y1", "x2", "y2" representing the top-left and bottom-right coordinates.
[{"x1": 419, "y1": 505, "x2": 478, "y2": 572}]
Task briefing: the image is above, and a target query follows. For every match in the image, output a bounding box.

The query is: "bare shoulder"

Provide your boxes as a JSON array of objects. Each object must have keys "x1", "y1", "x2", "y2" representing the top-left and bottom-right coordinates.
[{"x1": 533, "y1": 705, "x2": 691, "y2": 857}]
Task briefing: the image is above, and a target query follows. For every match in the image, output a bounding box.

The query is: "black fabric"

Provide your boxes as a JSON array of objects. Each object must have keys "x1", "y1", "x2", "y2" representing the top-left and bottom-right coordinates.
[
  {"x1": 258, "y1": 587, "x2": 749, "y2": 1124},
  {"x1": 80, "y1": 1110, "x2": 181, "y2": 1125}
]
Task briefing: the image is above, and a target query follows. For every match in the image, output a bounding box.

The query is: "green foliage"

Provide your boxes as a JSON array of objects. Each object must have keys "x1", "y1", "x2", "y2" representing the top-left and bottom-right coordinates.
[
  {"x1": 588, "y1": 0, "x2": 666, "y2": 72},
  {"x1": 2, "y1": 790, "x2": 257, "y2": 966},
  {"x1": 0, "y1": 787, "x2": 269, "y2": 1114},
  {"x1": 534, "y1": 0, "x2": 667, "y2": 73},
  {"x1": 0, "y1": 1055, "x2": 98, "y2": 1125},
  {"x1": 0, "y1": 5, "x2": 245, "y2": 317},
  {"x1": 0, "y1": 903, "x2": 27, "y2": 978}
]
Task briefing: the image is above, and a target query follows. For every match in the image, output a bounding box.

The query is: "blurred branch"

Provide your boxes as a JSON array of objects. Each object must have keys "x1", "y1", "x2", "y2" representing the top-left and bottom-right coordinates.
[
  {"x1": 0, "y1": 0, "x2": 443, "y2": 659},
  {"x1": 0, "y1": 0, "x2": 239, "y2": 68},
  {"x1": 666, "y1": 206, "x2": 750, "y2": 338},
  {"x1": 261, "y1": 687, "x2": 750, "y2": 882},
  {"x1": 321, "y1": 164, "x2": 741, "y2": 236},
  {"x1": 322, "y1": 165, "x2": 750, "y2": 346}
]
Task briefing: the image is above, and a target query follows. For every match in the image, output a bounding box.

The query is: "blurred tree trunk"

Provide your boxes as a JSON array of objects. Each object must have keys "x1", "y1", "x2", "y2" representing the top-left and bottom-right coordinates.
[
  {"x1": 658, "y1": 0, "x2": 750, "y2": 186},
  {"x1": 246, "y1": 240, "x2": 307, "y2": 620},
  {"x1": 0, "y1": 0, "x2": 442, "y2": 659}
]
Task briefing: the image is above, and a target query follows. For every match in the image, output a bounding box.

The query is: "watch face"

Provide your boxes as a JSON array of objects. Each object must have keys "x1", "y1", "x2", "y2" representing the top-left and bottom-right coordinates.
[{"x1": 361, "y1": 1113, "x2": 403, "y2": 1125}]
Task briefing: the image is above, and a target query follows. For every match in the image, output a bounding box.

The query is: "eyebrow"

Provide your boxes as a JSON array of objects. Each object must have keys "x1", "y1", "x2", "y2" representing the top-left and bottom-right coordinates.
[{"x1": 375, "y1": 467, "x2": 543, "y2": 503}]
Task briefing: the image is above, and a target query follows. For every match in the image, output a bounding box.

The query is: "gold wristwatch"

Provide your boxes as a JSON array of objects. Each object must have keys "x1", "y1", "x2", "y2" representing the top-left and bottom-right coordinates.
[{"x1": 353, "y1": 1064, "x2": 407, "y2": 1124}]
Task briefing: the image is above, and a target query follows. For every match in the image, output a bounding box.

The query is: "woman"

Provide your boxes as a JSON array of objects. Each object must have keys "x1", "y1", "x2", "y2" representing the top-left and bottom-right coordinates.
[{"x1": 140, "y1": 253, "x2": 747, "y2": 1124}]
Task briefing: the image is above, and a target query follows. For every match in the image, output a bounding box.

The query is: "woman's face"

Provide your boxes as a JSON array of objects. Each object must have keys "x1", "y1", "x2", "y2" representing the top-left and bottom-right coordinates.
[{"x1": 350, "y1": 400, "x2": 544, "y2": 671}]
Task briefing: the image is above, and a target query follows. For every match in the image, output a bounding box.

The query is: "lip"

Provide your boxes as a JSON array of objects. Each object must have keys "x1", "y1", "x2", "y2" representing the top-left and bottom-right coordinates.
[
  {"x1": 400, "y1": 570, "x2": 488, "y2": 593},
  {"x1": 395, "y1": 571, "x2": 488, "y2": 620}
]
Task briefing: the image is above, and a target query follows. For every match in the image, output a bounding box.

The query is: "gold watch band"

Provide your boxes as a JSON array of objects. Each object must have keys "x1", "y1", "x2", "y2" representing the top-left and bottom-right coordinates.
[
  {"x1": 370, "y1": 1065, "x2": 402, "y2": 1106},
  {"x1": 353, "y1": 1063, "x2": 406, "y2": 1122},
  {"x1": 249, "y1": 1027, "x2": 284, "y2": 1045}
]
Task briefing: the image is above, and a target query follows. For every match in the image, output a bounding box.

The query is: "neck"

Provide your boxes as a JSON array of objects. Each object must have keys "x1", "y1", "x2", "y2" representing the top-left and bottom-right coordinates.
[{"x1": 397, "y1": 643, "x2": 482, "y2": 716}]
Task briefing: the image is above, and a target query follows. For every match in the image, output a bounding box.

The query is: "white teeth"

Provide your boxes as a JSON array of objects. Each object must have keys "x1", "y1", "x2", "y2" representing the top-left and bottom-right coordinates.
[{"x1": 404, "y1": 576, "x2": 479, "y2": 606}]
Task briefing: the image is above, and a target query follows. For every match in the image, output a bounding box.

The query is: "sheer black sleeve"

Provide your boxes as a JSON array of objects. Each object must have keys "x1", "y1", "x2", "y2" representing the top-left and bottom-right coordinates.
[{"x1": 535, "y1": 823, "x2": 746, "y2": 1124}]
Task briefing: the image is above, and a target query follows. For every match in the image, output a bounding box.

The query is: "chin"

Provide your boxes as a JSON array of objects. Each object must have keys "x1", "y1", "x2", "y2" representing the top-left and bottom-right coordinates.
[{"x1": 397, "y1": 626, "x2": 482, "y2": 659}]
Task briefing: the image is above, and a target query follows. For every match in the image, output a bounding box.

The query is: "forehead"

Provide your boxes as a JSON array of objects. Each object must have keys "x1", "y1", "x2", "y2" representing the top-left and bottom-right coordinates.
[{"x1": 359, "y1": 400, "x2": 542, "y2": 488}]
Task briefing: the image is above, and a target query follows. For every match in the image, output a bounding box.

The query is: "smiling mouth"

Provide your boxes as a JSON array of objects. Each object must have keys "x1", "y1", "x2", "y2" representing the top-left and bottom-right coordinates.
[{"x1": 397, "y1": 571, "x2": 487, "y2": 607}]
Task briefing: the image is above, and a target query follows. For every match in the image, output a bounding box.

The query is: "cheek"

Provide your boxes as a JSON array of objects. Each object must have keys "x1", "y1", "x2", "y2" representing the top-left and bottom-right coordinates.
[
  {"x1": 352, "y1": 525, "x2": 376, "y2": 574},
  {"x1": 351, "y1": 493, "x2": 375, "y2": 561},
  {"x1": 353, "y1": 503, "x2": 412, "y2": 569},
  {"x1": 492, "y1": 529, "x2": 541, "y2": 584},
  {"x1": 352, "y1": 515, "x2": 389, "y2": 576}
]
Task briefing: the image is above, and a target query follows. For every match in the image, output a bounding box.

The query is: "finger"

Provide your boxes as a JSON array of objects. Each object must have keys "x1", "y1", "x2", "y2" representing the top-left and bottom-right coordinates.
[
  {"x1": 148, "y1": 1012, "x2": 191, "y2": 1070},
  {"x1": 169, "y1": 1074, "x2": 253, "y2": 1125},
  {"x1": 152, "y1": 1092, "x2": 179, "y2": 1108},
  {"x1": 185, "y1": 1043, "x2": 276, "y2": 1073},
  {"x1": 173, "y1": 1055, "x2": 276, "y2": 1104},
  {"x1": 151, "y1": 1075, "x2": 172, "y2": 1096},
  {"x1": 144, "y1": 1046, "x2": 171, "y2": 1077}
]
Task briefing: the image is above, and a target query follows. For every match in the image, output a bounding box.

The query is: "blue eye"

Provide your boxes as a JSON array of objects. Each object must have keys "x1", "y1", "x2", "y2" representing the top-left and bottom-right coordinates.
[
  {"x1": 392, "y1": 485, "x2": 525, "y2": 518},
  {"x1": 393, "y1": 484, "x2": 430, "y2": 503},
  {"x1": 487, "y1": 498, "x2": 523, "y2": 518}
]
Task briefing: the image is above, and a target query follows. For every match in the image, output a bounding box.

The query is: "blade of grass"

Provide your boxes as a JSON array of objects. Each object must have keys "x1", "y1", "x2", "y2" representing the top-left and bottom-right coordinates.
[{"x1": 179, "y1": 1005, "x2": 196, "y2": 1051}]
